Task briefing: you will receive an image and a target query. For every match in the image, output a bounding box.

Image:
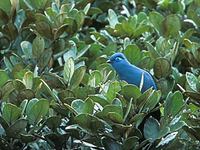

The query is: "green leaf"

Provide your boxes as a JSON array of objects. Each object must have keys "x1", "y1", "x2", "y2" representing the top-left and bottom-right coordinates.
[
  {"x1": 122, "y1": 136, "x2": 139, "y2": 150},
  {"x1": 76, "y1": 45, "x2": 90, "y2": 59},
  {"x1": 71, "y1": 99, "x2": 94, "y2": 114},
  {"x1": 170, "y1": 120, "x2": 185, "y2": 132},
  {"x1": 21, "y1": 41, "x2": 32, "y2": 59},
  {"x1": 24, "y1": 0, "x2": 48, "y2": 10},
  {"x1": 14, "y1": 9, "x2": 26, "y2": 30},
  {"x1": 12, "y1": 65, "x2": 27, "y2": 80},
  {"x1": 149, "y1": 11, "x2": 164, "y2": 34},
  {"x1": 88, "y1": 70, "x2": 103, "y2": 87},
  {"x1": 25, "y1": 98, "x2": 39, "y2": 115},
  {"x1": 55, "y1": 24, "x2": 70, "y2": 39},
  {"x1": 0, "y1": 116, "x2": 9, "y2": 130},
  {"x1": 158, "y1": 126, "x2": 170, "y2": 138},
  {"x1": 88, "y1": 94, "x2": 109, "y2": 107},
  {"x1": 64, "y1": 57, "x2": 74, "y2": 84},
  {"x1": 1, "y1": 81, "x2": 15, "y2": 100},
  {"x1": 63, "y1": 103, "x2": 77, "y2": 115},
  {"x1": 70, "y1": 66, "x2": 86, "y2": 89},
  {"x1": 186, "y1": 72, "x2": 198, "y2": 91},
  {"x1": 106, "y1": 81, "x2": 121, "y2": 103},
  {"x1": 68, "y1": 9, "x2": 84, "y2": 30},
  {"x1": 83, "y1": 3, "x2": 91, "y2": 15},
  {"x1": 164, "y1": 91, "x2": 184, "y2": 118},
  {"x1": 154, "y1": 57, "x2": 171, "y2": 79},
  {"x1": 136, "y1": 88, "x2": 153, "y2": 107},
  {"x1": 144, "y1": 117, "x2": 160, "y2": 142},
  {"x1": 107, "y1": 112, "x2": 123, "y2": 124},
  {"x1": 134, "y1": 25, "x2": 151, "y2": 37},
  {"x1": 120, "y1": 84, "x2": 141, "y2": 100},
  {"x1": 23, "y1": 71, "x2": 33, "y2": 89},
  {"x1": 157, "y1": 78, "x2": 175, "y2": 99},
  {"x1": 45, "y1": 7, "x2": 58, "y2": 25},
  {"x1": 35, "y1": 21, "x2": 53, "y2": 39},
  {"x1": 27, "y1": 99, "x2": 49, "y2": 125},
  {"x1": 161, "y1": 14, "x2": 181, "y2": 38},
  {"x1": 2, "y1": 23, "x2": 18, "y2": 40},
  {"x1": 45, "y1": 116, "x2": 61, "y2": 131},
  {"x1": 124, "y1": 44, "x2": 142, "y2": 65},
  {"x1": 3, "y1": 57, "x2": 13, "y2": 72},
  {"x1": 38, "y1": 49, "x2": 53, "y2": 69},
  {"x1": 75, "y1": 114, "x2": 105, "y2": 133},
  {"x1": 145, "y1": 42, "x2": 161, "y2": 59},
  {"x1": 102, "y1": 137, "x2": 122, "y2": 150},
  {"x1": 0, "y1": 70, "x2": 9, "y2": 87},
  {"x1": 96, "y1": 105, "x2": 123, "y2": 123},
  {"x1": 141, "y1": 90, "x2": 161, "y2": 113},
  {"x1": 0, "y1": 0, "x2": 11, "y2": 15},
  {"x1": 32, "y1": 35, "x2": 45, "y2": 58},
  {"x1": 2, "y1": 103, "x2": 22, "y2": 125},
  {"x1": 187, "y1": 1, "x2": 200, "y2": 27},
  {"x1": 6, "y1": 119, "x2": 28, "y2": 138},
  {"x1": 0, "y1": 8, "x2": 9, "y2": 26},
  {"x1": 40, "y1": 79, "x2": 60, "y2": 102},
  {"x1": 108, "y1": 9, "x2": 119, "y2": 28}
]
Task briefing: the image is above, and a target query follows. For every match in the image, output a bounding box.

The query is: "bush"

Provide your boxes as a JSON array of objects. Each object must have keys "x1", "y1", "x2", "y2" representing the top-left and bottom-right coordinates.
[{"x1": 0, "y1": 0, "x2": 200, "y2": 149}]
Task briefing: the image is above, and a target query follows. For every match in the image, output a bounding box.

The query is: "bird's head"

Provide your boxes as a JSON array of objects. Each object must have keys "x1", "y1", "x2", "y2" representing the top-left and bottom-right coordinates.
[{"x1": 107, "y1": 52, "x2": 130, "y2": 72}]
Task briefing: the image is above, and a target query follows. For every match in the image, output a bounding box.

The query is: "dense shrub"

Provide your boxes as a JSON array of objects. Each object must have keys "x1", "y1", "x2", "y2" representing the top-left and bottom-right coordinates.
[{"x1": 0, "y1": 0, "x2": 200, "y2": 149}]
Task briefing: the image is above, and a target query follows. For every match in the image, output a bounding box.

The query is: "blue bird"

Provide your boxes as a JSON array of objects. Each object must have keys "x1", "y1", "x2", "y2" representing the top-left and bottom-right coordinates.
[{"x1": 107, "y1": 52, "x2": 157, "y2": 93}]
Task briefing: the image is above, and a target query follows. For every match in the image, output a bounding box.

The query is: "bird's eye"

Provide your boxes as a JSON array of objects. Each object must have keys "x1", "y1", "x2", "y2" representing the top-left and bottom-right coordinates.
[{"x1": 115, "y1": 57, "x2": 123, "y2": 61}]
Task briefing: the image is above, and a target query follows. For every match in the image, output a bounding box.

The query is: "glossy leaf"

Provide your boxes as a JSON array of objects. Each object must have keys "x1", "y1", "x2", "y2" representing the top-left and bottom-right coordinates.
[
  {"x1": 75, "y1": 114, "x2": 105, "y2": 133},
  {"x1": 64, "y1": 57, "x2": 74, "y2": 84},
  {"x1": 124, "y1": 44, "x2": 142, "y2": 65},
  {"x1": 106, "y1": 81, "x2": 121, "y2": 103},
  {"x1": 70, "y1": 66, "x2": 86, "y2": 89},
  {"x1": 32, "y1": 35, "x2": 45, "y2": 58},
  {"x1": 154, "y1": 57, "x2": 171, "y2": 79},
  {"x1": 161, "y1": 14, "x2": 181, "y2": 38},
  {"x1": 23, "y1": 71, "x2": 33, "y2": 89},
  {"x1": 21, "y1": 41, "x2": 32, "y2": 59},
  {"x1": 27, "y1": 99, "x2": 49, "y2": 125},
  {"x1": 2, "y1": 103, "x2": 22, "y2": 125},
  {"x1": 144, "y1": 117, "x2": 160, "y2": 142},
  {"x1": 186, "y1": 72, "x2": 197, "y2": 91},
  {"x1": 108, "y1": 9, "x2": 118, "y2": 28},
  {"x1": 71, "y1": 99, "x2": 94, "y2": 114},
  {"x1": 0, "y1": 70, "x2": 9, "y2": 87},
  {"x1": 164, "y1": 91, "x2": 184, "y2": 118},
  {"x1": 149, "y1": 11, "x2": 164, "y2": 34},
  {"x1": 6, "y1": 119, "x2": 28, "y2": 138},
  {"x1": 120, "y1": 84, "x2": 141, "y2": 100},
  {"x1": 0, "y1": 0, "x2": 11, "y2": 14}
]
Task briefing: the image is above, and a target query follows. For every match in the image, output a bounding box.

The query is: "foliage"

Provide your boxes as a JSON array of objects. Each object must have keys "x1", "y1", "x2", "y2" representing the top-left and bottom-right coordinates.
[{"x1": 0, "y1": 0, "x2": 200, "y2": 149}]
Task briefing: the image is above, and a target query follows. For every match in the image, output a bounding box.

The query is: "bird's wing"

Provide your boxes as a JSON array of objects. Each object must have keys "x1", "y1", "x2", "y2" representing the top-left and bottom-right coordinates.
[{"x1": 142, "y1": 71, "x2": 157, "y2": 92}]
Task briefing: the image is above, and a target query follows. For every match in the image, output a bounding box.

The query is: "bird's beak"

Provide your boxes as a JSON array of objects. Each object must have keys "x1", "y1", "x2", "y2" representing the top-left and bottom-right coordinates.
[{"x1": 107, "y1": 60, "x2": 111, "y2": 63}]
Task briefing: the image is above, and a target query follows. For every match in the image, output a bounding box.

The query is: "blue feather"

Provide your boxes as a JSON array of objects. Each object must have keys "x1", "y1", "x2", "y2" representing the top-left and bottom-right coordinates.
[{"x1": 108, "y1": 52, "x2": 157, "y2": 93}]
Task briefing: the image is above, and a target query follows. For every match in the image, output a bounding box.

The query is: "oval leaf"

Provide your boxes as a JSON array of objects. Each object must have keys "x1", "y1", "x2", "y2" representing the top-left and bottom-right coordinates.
[
  {"x1": 144, "y1": 117, "x2": 160, "y2": 142},
  {"x1": 154, "y1": 57, "x2": 171, "y2": 79},
  {"x1": 64, "y1": 57, "x2": 74, "y2": 84},
  {"x1": 2, "y1": 103, "x2": 22, "y2": 125},
  {"x1": 27, "y1": 99, "x2": 49, "y2": 125}
]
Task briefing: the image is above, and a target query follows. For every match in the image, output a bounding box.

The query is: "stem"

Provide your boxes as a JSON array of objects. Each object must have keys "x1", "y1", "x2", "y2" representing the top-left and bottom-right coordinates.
[{"x1": 123, "y1": 98, "x2": 133, "y2": 123}]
